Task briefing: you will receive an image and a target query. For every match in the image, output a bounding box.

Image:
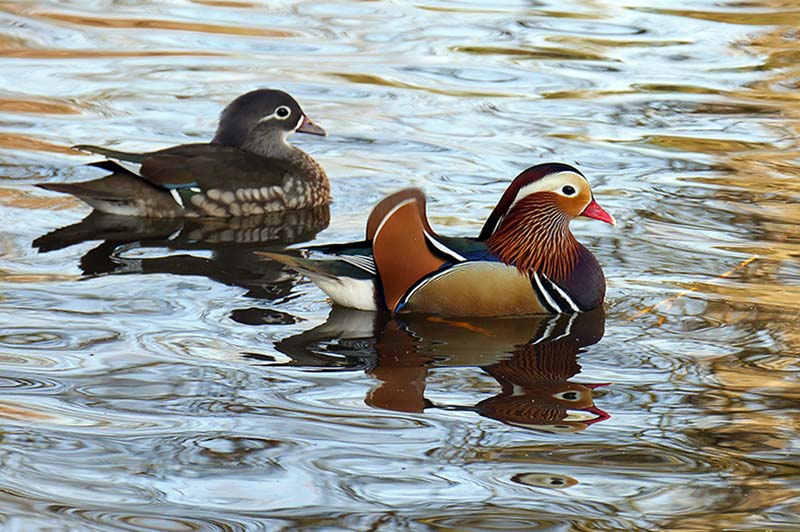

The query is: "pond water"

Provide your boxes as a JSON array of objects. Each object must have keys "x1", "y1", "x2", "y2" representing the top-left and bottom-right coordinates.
[{"x1": 1, "y1": 0, "x2": 798, "y2": 530}]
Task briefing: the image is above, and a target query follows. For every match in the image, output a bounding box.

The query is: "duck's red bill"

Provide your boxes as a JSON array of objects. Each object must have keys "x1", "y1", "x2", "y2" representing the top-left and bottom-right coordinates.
[{"x1": 581, "y1": 199, "x2": 616, "y2": 226}]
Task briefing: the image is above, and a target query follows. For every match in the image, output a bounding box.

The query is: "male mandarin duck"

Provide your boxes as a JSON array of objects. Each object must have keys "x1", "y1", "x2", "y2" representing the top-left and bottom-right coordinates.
[
  {"x1": 38, "y1": 89, "x2": 328, "y2": 218},
  {"x1": 265, "y1": 162, "x2": 615, "y2": 317}
]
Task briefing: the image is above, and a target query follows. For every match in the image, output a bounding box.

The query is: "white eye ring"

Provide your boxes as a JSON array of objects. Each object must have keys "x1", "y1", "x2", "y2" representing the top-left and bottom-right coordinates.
[
  {"x1": 553, "y1": 390, "x2": 583, "y2": 402},
  {"x1": 275, "y1": 106, "x2": 291, "y2": 120}
]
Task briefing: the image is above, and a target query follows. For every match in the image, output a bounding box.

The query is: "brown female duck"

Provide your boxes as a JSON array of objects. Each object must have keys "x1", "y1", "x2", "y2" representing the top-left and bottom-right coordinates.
[{"x1": 38, "y1": 89, "x2": 328, "y2": 217}]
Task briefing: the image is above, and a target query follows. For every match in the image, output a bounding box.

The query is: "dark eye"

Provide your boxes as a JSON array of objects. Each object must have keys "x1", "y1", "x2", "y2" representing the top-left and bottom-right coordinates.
[
  {"x1": 554, "y1": 391, "x2": 581, "y2": 401},
  {"x1": 275, "y1": 106, "x2": 291, "y2": 119},
  {"x1": 562, "y1": 185, "x2": 576, "y2": 196}
]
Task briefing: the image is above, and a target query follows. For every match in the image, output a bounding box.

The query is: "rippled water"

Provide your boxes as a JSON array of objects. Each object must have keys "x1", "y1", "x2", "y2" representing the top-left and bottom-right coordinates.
[{"x1": 1, "y1": 0, "x2": 799, "y2": 530}]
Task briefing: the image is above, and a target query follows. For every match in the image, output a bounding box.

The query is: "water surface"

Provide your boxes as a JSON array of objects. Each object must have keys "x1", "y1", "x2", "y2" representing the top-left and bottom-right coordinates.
[{"x1": 0, "y1": 0, "x2": 798, "y2": 530}]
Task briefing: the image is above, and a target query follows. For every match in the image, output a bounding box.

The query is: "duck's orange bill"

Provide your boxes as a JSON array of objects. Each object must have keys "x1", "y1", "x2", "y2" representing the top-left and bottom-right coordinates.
[{"x1": 581, "y1": 199, "x2": 616, "y2": 226}]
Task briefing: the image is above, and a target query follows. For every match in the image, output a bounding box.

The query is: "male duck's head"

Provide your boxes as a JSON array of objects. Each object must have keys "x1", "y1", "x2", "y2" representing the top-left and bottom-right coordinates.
[
  {"x1": 480, "y1": 162, "x2": 615, "y2": 240},
  {"x1": 480, "y1": 163, "x2": 615, "y2": 281}
]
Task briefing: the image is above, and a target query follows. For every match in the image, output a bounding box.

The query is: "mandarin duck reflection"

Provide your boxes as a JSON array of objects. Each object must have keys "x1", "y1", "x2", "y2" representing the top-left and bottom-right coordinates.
[
  {"x1": 271, "y1": 307, "x2": 610, "y2": 433},
  {"x1": 33, "y1": 207, "x2": 330, "y2": 307},
  {"x1": 373, "y1": 311, "x2": 610, "y2": 432},
  {"x1": 38, "y1": 89, "x2": 328, "y2": 217},
  {"x1": 471, "y1": 341, "x2": 610, "y2": 433},
  {"x1": 266, "y1": 163, "x2": 614, "y2": 317}
]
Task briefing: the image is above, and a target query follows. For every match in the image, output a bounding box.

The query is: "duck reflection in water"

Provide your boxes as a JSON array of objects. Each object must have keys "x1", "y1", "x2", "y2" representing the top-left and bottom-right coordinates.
[
  {"x1": 270, "y1": 307, "x2": 609, "y2": 433},
  {"x1": 33, "y1": 207, "x2": 329, "y2": 312}
]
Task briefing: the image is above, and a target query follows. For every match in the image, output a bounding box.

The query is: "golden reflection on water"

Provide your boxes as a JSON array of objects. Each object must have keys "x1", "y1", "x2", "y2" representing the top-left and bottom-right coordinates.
[
  {"x1": 642, "y1": 7, "x2": 800, "y2": 26},
  {"x1": 331, "y1": 72, "x2": 516, "y2": 97},
  {"x1": 0, "y1": 188, "x2": 76, "y2": 211},
  {"x1": 452, "y1": 44, "x2": 614, "y2": 62},
  {"x1": 0, "y1": 402, "x2": 55, "y2": 421},
  {"x1": 0, "y1": 48, "x2": 222, "y2": 59},
  {"x1": 0, "y1": 133, "x2": 75, "y2": 154},
  {"x1": 644, "y1": 12, "x2": 799, "y2": 529},
  {"x1": 0, "y1": 98, "x2": 79, "y2": 115},
  {"x1": 22, "y1": 11, "x2": 296, "y2": 38}
]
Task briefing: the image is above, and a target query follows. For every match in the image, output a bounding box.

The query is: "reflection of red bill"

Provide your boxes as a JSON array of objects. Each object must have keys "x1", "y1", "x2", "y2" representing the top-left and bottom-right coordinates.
[{"x1": 582, "y1": 405, "x2": 611, "y2": 425}]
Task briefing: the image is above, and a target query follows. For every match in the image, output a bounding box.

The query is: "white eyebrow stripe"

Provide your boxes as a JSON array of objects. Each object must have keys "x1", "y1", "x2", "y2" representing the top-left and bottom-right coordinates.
[
  {"x1": 257, "y1": 110, "x2": 279, "y2": 123},
  {"x1": 508, "y1": 171, "x2": 583, "y2": 211},
  {"x1": 484, "y1": 171, "x2": 585, "y2": 238}
]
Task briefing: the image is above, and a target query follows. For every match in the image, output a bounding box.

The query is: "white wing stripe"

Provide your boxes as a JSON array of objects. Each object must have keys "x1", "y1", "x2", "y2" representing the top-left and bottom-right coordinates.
[
  {"x1": 542, "y1": 273, "x2": 581, "y2": 313},
  {"x1": 113, "y1": 159, "x2": 143, "y2": 176},
  {"x1": 532, "y1": 271, "x2": 562, "y2": 313},
  {"x1": 169, "y1": 189, "x2": 185, "y2": 208},
  {"x1": 373, "y1": 198, "x2": 418, "y2": 240},
  {"x1": 340, "y1": 255, "x2": 377, "y2": 275},
  {"x1": 424, "y1": 231, "x2": 466, "y2": 262},
  {"x1": 398, "y1": 265, "x2": 455, "y2": 308}
]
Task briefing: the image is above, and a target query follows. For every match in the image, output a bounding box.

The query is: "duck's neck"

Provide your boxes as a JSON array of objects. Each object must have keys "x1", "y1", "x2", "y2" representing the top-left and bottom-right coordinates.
[
  {"x1": 241, "y1": 129, "x2": 300, "y2": 160},
  {"x1": 485, "y1": 197, "x2": 580, "y2": 282}
]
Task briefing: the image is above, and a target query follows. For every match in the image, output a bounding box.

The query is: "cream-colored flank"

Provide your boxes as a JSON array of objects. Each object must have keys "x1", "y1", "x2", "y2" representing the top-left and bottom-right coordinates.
[{"x1": 401, "y1": 262, "x2": 546, "y2": 317}]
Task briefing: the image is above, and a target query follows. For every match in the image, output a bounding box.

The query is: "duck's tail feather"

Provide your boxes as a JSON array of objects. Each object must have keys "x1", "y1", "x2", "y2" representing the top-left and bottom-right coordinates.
[
  {"x1": 36, "y1": 174, "x2": 180, "y2": 217},
  {"x1": 260, "y1": 251, "x2": 380, "y2": 311},
  {"x1": 72, "y1": 144, "x2": 147, "y2": 164},
  {"x1": 259, "y1": 251, "x2": 333, "y2": 278},
  {"x1": 37, "y1": 181, "x2": 115, "y2": 200}
]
